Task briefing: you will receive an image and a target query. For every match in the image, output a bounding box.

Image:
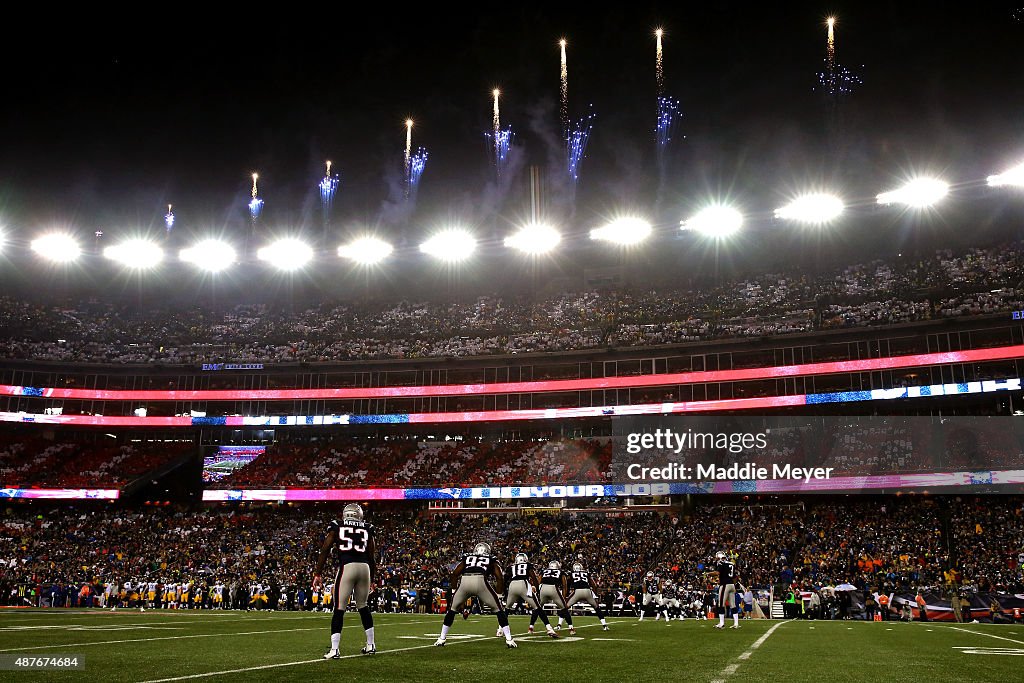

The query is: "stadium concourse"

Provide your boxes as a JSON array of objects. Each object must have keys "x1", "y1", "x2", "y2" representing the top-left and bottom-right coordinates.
[{"x1": 0, "y1": 243, "x2": 1021, "y2": 364}]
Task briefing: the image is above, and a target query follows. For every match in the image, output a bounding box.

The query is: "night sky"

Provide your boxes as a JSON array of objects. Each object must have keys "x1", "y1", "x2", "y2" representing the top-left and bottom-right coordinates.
[{"x1": 1, "y1": 3, "x2": 1022, "y2": 250}]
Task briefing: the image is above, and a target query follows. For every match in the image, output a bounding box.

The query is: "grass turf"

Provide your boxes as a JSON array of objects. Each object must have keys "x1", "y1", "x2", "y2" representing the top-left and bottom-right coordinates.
[{"x1": 0, "y1": 609, "x2": 1021, "y2": 683}]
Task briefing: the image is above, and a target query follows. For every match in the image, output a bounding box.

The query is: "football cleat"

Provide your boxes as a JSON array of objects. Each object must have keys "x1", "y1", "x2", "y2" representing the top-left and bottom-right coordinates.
[
  {"x1": 568, "y1": 627, "x2": 576, "y2": 635},
  {"x1": 323, "y1": 649, "x2": 340, "y2": 659},
  {"x1": 505, "y1": 638, "x2": 518, "y2": 649},
  {"x1": 496, "y1": 627, "x2": 503, "y2": 638},
  {"x1": 602, "y1": 625, "x2": 610, "y2": 631},
  {"x1": 434, "y1": 638, "x2": 446, "y2": 647},
  {"x1": 361, "y1": 644, "x2": 376, "y2": 655},
  {"x1": 547, "y1": 629, "x2": 559, "y2": 639},
  {"x1": 461, "y1": 609, "x2": 471, "y2": 620},
  {"x1": 714, "y1": 623, "x2": 725, "y2": 629},
  {"x1": 554, "y1": 624, "x2": 561, "y2": 631},
  {"x1": 527, "y1": 625, "x2": 535, "y2": 634},
  {"x1": 730, "y1": 624, "x2": 740, "y2": 629}
]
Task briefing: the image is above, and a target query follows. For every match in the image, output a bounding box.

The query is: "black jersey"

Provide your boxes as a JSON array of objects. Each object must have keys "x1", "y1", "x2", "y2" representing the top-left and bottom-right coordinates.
[
  {"x1": 569, "y1": 570, "x2": 591, "y2": 590},
  {"x1": 663, "y1": 584, "x2": 678, "y2": 599},
  {"x1": 540, "y1": 568, "x2": 563, "y2": 585},
  {"x1": 507, "y1": 562, "x2": 532, "y2": 583},
  {"x1": 329, "y1": 519, "x2": 374, "y2": 566},
  {"x1": 462, "y1": 553, "x2": 495, "y2": 576},
  {"x1": 644, "y1": 578, "x2": 661, "y2": 594},
  {"x1": 716, "y1": 561, "x2": 737, "y2": 585}
]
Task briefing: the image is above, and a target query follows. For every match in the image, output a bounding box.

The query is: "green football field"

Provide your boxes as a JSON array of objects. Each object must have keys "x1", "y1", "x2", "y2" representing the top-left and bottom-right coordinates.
[{"x1": 1, "y1": 609, "x2": 1022, "y2": 682}]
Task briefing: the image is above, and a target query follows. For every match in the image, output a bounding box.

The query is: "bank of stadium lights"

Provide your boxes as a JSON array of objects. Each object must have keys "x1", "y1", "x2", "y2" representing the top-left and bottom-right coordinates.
[
  {"x1": 988, "y1": 162, "x2": 1024, "y2": 188},
  {"x1": 31, "y1": 233, "x2": 81, "y2": 263},
  {"x1": 589, "y1": 217, "x2": 652, "y2": 245},
  {"x1": 179, "y1": 239, "x2": 237, "y2": 273},
  {"x1": 680, "y1": 205, "x2": 744, "y2": 238},
  {"x1": 504, "y1": 222, "x2": 561, "y2": 255},
  {"x1": 103, "y1": 239, "x2": 164, "y2": 269},
  {"x1": 338, "y1": 236, "x2": 393, "y2": 265},
  {"x1": 876, "y1": 177, "x2": 949, "y2": 208},
  {"x1": 773, "y1": 193, "x2": 845, "y2": 224},
  {"x1": 419, "y1": 229, "x2": 477, "y2": 262},
  {"x1": 256, "y1": 238, "x2": 313, "y2": 271}
]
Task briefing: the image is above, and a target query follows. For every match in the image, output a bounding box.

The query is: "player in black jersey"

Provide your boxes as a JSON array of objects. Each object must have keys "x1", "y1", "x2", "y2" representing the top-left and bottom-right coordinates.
[
  {"x1": 435, "y1": 542, "x2": 517, "y2": 649},
  {"x1": 557, "y1": 562, "x2": 610, "y2": 631},
  {"x1": 533, "y1": 560, "x2": 576, "y2": 635},
  {"x1": 502, "y1": 552, "x2": 558, "y2": 638},
  {"x1": 313, "y1": 503, "x2": 378, "y2": 658},
  {"x1": 710, "y1": 551, "x2": 740, "y2": 629}
]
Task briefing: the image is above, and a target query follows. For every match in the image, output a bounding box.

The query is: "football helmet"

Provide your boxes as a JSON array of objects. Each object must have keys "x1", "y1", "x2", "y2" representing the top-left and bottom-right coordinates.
[
  {"x1": 342, "y1": 503, "x2": 364, "y2": 521},
  {"x1": 715, "y1": 551, "x2": 728, "y2": 561},
  {"x1": 572, "y1": 562, "x2": 584, "y2": 572},
  {"x1": 646, "y1": 571, "x2": 654, "y2": 578},
  {"x1": 473, "y1": 542, "x2": 492, "y2": 556},
  {"x1": 515, "y1": 553, "x2": 529, "y2": 564},
  {"x1": 548, "y1": 560, "x2": 561, "y2": 570}
]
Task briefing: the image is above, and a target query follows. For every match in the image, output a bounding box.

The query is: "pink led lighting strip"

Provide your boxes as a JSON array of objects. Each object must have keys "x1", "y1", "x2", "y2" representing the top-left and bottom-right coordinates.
[{"x1": 2, "y1": 344, "x2": 1022, "y2": 402}]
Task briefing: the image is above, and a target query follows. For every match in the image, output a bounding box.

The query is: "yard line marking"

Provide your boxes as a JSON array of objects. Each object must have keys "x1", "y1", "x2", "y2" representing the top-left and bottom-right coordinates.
[
  {"x1": 139, "y1": 636, "x2": 492, "y2": 682},
  {"x1": 943, "y1": 626, "x2": 1024, "y2": 645},
  {"x1": 710, "y1": 620, "x2": 786, "y2": 683},
  {"x1": 0, "y1": 626, "x2": 321, "y2": 653}
]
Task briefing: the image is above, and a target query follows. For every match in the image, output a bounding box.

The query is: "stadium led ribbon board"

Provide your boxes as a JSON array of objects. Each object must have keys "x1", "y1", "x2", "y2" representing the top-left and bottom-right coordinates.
[
  {"x1": 2, "y1": 344, "x2": 1022, "y2": 401},
  {"x1": 201, "y1": 468, "x2": 1024, "y2": 501},
  {"x1": 0, "y1": 377, "x2": 1019, "y2": 427}
]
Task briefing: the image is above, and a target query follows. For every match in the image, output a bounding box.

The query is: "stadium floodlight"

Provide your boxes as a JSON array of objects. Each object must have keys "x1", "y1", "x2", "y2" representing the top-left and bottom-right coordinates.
[
  {"x1": 257, "y1": 238, "x2": 313, "y2": 271},
  {"x1": 419, "y1": 229, "x2": 477, "y2": 262},
  {"x1": 876, "y1": 177, "x2": 949, "y2": 207},
  {"x1": 773, "y1": 193, "x2": 845, "y2": 224},
  {"x1": 589, "y1": 217, "x2": 652, "y2": 245},
  {"x1": 31, "y1": 233, "x2": 81, "y2": 263},
  {"x1": 680, "y1": 205, "x2": 743, "y2": 237},
  {"x1": 338, "y1": 236, "x2": 393, "y2": 265},
  {"x1": 103, "y1": 238, "x2": 164, "y2": 269},
  {"x1": 180, "y1": 239, "x2": 237, "y2": 273},
  {"x1": 504, "y1": 222, "x2": 561, "y2": 254},
  {"x1": 987, "y1": 162, "x2": 1024, "y2": 188}
]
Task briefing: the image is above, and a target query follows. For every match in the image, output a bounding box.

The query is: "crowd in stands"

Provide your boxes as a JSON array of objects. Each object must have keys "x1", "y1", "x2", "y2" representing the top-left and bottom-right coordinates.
[
  {"x1": 213, "y1": 439, "x2": 614, "y2": 489},
  {"x1": 0, "y1": 436, "x2": 191, "y2": 489},
  {"x1": 1, "y1": 244, "x2": 1022, "y2": 365},
  {"x1": 1, "y1": 498, "x2": 1021, "y2": 613}
]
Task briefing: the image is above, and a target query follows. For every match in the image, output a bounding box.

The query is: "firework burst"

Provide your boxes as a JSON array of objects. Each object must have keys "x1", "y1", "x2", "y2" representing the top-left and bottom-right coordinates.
[
  {"x1": 248, "y1": 173, "x2": 264, "y2": 223},
  {"x1": 408, "y1": 147, "x2": 428, "y2": 199},
  {"x1": 559, "y1": 39, "x2": 569, "y2": 136},
  {"x1": 566, "y1": 108, "x2": 594, "y2": 188},
  {"x1": 319, "y1": 160, "x2": 340, "y2": 232},
  {"x1": 164, "y1": 204, "x2": 174, "y2": 233}
]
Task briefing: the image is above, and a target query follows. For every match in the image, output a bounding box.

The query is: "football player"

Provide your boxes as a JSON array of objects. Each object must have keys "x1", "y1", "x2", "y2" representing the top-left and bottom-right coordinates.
[
  {"x1": 313, "y1": 503, "x2": 378, "y2": 658},
  {"x1": 662, "y1": 581, "x2": 682, "y2": 621},
  {"x1": 639, "y1": 571, "x2": 663, "y2": 621},
  {"x1": 711, "y1": 551, "x2": 740, "y2": 629},
  {"x1": 557, "y1": 561, "x2": 610, "y2": 631},
  {"x1": 501, "y1": 552, "x2": 557, "y2": 638},
  {"x1": 435, "y1": 542, "x2": 516, "y2": 649},
  {"x1": 536, "y1": 560, "x2": 575, "y2": 635}
]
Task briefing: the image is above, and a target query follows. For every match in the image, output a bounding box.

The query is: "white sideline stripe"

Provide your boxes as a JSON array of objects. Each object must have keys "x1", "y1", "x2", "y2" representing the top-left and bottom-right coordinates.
[
  {"x1": 138, "y1": 619, "x2": 613, "y2": 682},
  {"x1": 0, "y1": 626, "x2": 320, "y2": 653},
  {"x1": 944, "y1": 625, "x2": 1024, "y2": 645},
  {"x1": 709, "y1": 621, "x2": 786, "y2": 683},
  {"x1": 139, "y1": 637, "x2": 490, "y2": 682}
]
